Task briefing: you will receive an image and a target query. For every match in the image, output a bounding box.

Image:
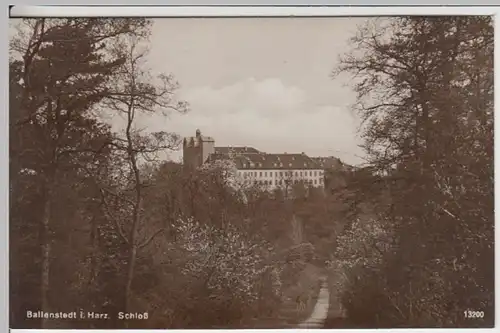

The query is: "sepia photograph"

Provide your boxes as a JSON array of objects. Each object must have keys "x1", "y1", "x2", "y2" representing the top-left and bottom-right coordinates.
[{"x1": 9, "y1": 11, "x2": 494, "y2": 329}]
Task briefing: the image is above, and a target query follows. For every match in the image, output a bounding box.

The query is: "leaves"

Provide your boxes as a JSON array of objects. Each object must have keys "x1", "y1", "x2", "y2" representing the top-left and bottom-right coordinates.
[
  {"x1": 333, "y1": 16, "x2": 494, "y2": 328},
  {"x1": 174, "y1": 217, "x2": 280, "y2": 302}
]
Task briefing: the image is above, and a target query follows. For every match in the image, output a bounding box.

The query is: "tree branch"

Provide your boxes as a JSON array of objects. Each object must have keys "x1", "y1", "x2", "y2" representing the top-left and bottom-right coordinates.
[
  {"x1": 99, "y1": 189, "x2": 130, "y2": 244},
  {"x1": 138, "y1": 228, "x2": 165, "y2": 249}
]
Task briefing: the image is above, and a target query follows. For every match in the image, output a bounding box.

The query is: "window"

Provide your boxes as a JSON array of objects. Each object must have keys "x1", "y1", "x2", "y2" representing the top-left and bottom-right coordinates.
[
  {"x1": 314, "y1": 171, "x2": 317, "y2": 176},
  {"x1": 264, "y1": 172, "x2": 267, "y2": 177},
  {"x1": 310, "y1": 171, "x2": 312, "y2": 176},
  {"x1": 295, "y1": 172, "x2": 299, "y2": 177},
  {"x1": 259, "y1": 172, "x2": 262, "y2": 177},
  {"x1": 289, "y1": 163, "x2": 292, "y2": 167},
  {"x1": 314, "y1": 179, "x2": 317, "y2": 184}
]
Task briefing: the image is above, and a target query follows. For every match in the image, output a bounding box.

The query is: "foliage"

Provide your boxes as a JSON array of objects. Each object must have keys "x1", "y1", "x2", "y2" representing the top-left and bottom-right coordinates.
[
  {"x1": 333, "y1": 16, "x2": 494, "y2": 328},
  {"x1": 174, "y1": 217, "x2": 280, "y2": 302},
  {"x1": 10, "y1": 18, "x2": 150, "y2": 329},
  {"x1": 199, "y1": 158, "x2": 252, "y2": 204},
  {"x1": 9, "y1": 16, "x2": 391, "y2": 331}
]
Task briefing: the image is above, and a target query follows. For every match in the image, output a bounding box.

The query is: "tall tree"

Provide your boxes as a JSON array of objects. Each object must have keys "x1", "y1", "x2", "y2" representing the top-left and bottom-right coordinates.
[
  {"x1": 333, "y1": 16, "x2": 493, "y2": 327},
  {"x1": 10, "y1": 18, "x2": 149, "y2": 328},
  {"x1": 97, "y1": 34, "x2": 188, "y2": 317}
]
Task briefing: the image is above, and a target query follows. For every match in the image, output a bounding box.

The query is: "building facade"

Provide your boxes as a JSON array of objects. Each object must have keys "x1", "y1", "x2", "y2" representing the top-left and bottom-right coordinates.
[{"x1": 183, "y1": 129, "x2": 325, "y2": 190}]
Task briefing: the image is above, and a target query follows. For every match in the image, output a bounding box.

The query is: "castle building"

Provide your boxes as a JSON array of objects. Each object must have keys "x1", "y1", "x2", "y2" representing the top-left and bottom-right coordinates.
[{"x1": 183, "y1": 129, "x2": 325, "y2": 190}]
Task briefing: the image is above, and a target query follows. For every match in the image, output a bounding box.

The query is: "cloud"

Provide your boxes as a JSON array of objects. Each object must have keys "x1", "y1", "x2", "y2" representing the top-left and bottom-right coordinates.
[
  {"x1": 134, "y1": 77, "x2": 365, "y2": 165},
  {"x1": 183, "y1": 78, "x2": 306, "y2": 118}
]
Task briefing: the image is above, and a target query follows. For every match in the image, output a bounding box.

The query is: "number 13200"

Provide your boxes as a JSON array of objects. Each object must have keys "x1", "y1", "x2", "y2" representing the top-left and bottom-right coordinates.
[{"x1": 464, "y1": 310, "x2": 484, "y2": 319}]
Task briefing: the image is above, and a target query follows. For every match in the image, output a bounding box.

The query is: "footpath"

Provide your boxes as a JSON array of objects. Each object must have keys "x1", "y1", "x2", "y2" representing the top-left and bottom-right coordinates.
[{"x1": 298, "y1": 276, "x2": 330, "y2": 328}]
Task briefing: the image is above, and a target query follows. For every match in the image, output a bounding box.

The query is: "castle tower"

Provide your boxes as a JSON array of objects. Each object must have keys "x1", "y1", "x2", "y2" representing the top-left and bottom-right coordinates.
[{"x1": 182, "y1": 129, "x2": 215, "y2": 168}]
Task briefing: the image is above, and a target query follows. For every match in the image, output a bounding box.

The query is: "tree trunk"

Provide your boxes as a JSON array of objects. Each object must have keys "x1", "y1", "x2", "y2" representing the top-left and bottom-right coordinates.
[
  {"x1": 88, "y1": 214, "x2": 99, "y2": 290},
  {"x1": 125, "y1": 244, "x2": 137, "y2": 312},
  {"x1": 40, "y1": 184, "x2": 53, "y2": 329}
]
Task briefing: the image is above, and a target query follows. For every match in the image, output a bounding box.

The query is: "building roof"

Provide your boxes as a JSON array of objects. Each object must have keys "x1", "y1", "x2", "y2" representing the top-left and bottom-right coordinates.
[
  {"x1": 198, "y1": 135, "x2": 215, "y2": 142},
  {"x1": 311, "y1": 156, "x2": 344, "y2": 169},
  {"x1": 183, "y1": 135, "x2": 214, "y2": 147},
  {"x1": 183, "y1": 129, "x2": 214, "y2": 146},
  {"x1": 214, "y1": 146, "x2": 260, "y2": 154},
  {"x1": 208, "y1": 151, "x2": 322, "y2": 170}
]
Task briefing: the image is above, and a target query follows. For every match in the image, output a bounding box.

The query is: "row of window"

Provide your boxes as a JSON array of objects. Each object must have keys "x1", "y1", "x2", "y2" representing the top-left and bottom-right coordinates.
[
  {"x1": 242, "y1": 162, "x2": 311, "y2": 168},
  {"x1": 239, "y1": 170, "x2": 323, "y2": 178},
  {"x1": 246, "y1": 178, "x2": 323, "y2": 186}
]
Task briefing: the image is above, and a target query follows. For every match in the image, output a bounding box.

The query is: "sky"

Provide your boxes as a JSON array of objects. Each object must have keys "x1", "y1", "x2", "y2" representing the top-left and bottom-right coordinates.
[
  {"x1": 136, "y1": 17, "x2": 368, "y2": 166},
  {"x1": 9, "y1": 17, "x2": 368, "y2": 166}
]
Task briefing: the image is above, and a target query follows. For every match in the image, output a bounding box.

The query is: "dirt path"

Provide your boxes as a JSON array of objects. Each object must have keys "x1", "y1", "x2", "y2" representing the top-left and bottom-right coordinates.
[{"x1": 298, "y1": 277, "x2": 329, "y2": 328}]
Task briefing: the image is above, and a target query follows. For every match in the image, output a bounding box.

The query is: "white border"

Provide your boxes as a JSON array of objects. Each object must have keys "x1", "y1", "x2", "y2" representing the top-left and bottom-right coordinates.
[
  {"x1": 8, "y1": 5, "x2": 500, "y2": 17},
  {"x1": 7, "y1": 5, "x2": 499, "y2": 333}
]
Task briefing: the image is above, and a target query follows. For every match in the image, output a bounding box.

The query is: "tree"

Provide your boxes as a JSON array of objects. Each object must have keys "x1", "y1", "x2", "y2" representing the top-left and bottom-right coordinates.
[
  {"x1": 173, "y1": 216, "x2": 279, "y2": 326},
  {"x1": 333, "y1": 16, "x2": 493, "y2": 327},
  {"x1": 10, "y1": 18, "x2": 150, "y2": 329},
  {"x1": 97, "y1": 33, "x2": 188, "y2": 317}
]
